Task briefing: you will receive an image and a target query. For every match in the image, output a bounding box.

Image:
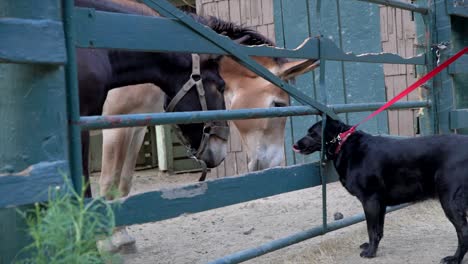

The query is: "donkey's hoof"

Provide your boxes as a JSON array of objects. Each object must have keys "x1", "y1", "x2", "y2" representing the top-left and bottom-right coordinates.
[
  {"x1": 112, "y1": 227, "x2": 137, "y2": 254},
  {"x1": 118, "y1": 242, "x2": 137, "y2": 254},
  {"x1": 97, "y1": 238, "x2": 119, "y2": 254}
]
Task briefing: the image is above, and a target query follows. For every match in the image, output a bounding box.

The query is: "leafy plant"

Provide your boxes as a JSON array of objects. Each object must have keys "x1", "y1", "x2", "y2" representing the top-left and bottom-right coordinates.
[{"x1": 15, "y1": 177, "x2": 120, "y2": 264}]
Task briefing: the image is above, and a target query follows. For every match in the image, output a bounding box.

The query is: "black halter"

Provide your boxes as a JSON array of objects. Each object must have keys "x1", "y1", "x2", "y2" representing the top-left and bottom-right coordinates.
[{"x1": 165, "y1": 54, "x2": 229, "y2": 181}]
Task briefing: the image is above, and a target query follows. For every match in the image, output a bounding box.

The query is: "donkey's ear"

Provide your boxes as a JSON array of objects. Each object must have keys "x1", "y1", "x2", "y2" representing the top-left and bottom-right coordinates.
[{"x1": 278, "y1": 59, "x2": 320, "y2": 80}]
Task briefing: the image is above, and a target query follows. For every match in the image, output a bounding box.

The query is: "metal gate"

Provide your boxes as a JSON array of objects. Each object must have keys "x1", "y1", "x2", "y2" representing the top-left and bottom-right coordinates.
[{"x1": 0, "y1": 0, "x2": 466, "y2": 263}]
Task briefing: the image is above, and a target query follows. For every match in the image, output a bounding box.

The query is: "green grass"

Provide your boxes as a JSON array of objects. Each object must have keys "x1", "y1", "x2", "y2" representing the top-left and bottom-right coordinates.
[{"x1": 15, "y1": 177, "x2": 120, "y2": 264}]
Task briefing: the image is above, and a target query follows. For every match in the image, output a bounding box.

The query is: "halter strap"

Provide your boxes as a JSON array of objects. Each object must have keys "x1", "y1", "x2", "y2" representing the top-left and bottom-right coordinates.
[
  {"x1": 166, "y1": 54, "x2": 206, "y2": 112},
  {"x1": 164, "y1": 54, "x2": 229, "y2": 181}
]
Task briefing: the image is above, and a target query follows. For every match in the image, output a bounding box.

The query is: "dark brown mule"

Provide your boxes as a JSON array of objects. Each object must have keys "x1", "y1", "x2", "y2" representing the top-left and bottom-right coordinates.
[{"x1": 75, "y1": 0, "x2": 228, "y2": 197}]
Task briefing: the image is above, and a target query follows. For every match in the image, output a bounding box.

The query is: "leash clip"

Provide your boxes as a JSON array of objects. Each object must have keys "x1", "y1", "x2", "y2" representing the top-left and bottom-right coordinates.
[
  {"x1": 329, "y1": 135, "x2": 340, "y2": 144},
  {"x1": 432, "y1": 42, "x2": 450, "y2": 65}
]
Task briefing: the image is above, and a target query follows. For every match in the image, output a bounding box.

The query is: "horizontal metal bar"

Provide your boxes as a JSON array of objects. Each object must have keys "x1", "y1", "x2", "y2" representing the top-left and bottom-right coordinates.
[
  {"x1": 77, "y1": 100, "x2": 430, "y2": 130},
  {"x1": 355, "y1": 0, "x2": 428, "y2": 14},
  {"x1": 208, "y1": 204, "x2": 409, "y2": 264}
]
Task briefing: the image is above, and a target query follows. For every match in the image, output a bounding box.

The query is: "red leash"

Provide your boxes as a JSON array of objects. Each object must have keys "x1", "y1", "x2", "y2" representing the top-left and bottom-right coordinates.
[{"x1": 335, "y1": 47, "x2": 468, "y2": 154}]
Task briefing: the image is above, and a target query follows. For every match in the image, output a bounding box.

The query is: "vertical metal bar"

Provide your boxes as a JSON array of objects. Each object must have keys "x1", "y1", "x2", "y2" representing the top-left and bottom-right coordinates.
[
  {"x1": 63, "y1": 0, "x2": 84, "y2": 193},
  {"x1": 319, "y1": 59, "x2": 328, "y2": 232},
  {"x1": 335, "y1": 0, "x2": 349, "y2": 124}
]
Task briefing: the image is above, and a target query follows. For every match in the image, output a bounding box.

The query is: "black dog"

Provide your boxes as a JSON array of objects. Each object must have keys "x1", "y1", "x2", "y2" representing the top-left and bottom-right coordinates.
[{"x1": 293, "y1": 118, "x2": 467, "y2": 264}]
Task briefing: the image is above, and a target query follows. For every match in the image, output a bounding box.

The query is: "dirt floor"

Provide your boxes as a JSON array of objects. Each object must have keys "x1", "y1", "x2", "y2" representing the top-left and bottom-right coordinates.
[{"x1": 90, "y1": 169, "x2": 466, "y2": 264}]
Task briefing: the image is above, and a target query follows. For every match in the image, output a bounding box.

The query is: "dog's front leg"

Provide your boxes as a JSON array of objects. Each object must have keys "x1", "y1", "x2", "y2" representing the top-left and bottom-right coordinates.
[{"x1": 360, "y1": 197, "x2": 386, "y2": 258}]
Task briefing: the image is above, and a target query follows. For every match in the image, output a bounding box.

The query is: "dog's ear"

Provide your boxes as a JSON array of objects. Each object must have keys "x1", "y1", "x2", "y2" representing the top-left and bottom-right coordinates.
[
  {"x1": 325, "y1": 118, "x2": 341, "y2": 129},
  {"x1": 323, "y1": 118, "x2": 345, "y2": 137}
]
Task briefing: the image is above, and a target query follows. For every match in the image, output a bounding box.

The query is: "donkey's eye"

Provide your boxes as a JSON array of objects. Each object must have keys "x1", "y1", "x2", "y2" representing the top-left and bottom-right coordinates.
[
  {"x1": 218, "y1": 82, "x2": 226, "y2": 93},
  {"x1": 273, "y1": 101, "x2": 287, "y2": 107}
]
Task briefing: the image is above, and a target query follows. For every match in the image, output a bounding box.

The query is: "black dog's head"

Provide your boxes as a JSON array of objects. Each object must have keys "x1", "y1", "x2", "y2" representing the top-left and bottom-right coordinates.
[{"x1": 292, "y1": 118, "x2": 351, "y2": 156}]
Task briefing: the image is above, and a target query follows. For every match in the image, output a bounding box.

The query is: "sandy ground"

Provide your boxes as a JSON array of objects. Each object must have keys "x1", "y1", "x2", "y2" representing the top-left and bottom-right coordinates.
[{"x1": 90, "y1": 169, "x2": 466, "y2": 264}]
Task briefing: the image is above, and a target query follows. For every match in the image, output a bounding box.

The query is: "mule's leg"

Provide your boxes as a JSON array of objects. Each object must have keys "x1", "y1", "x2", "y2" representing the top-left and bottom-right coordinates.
[
  {"x1": 110, "y1": 127, "x2": 147, "y2": 254},
  {"x1": 100, "y1": 128, "x2": 130, "y2": 200},
  {"x1": 360, "y1": 196, "x2": 386, "y2": 258},
  {"x1": 98, "y1": 128, "x2": 135, "y2": 252},
  {"x1": 438, "y1": 188, "x2": 467, "y2": 264},
  {"x1": 81, "y1": 130, "x2": 92, "y2": 197},
  {"x1": 119, "y1": 127, "x2": 146, "y2": 196}
]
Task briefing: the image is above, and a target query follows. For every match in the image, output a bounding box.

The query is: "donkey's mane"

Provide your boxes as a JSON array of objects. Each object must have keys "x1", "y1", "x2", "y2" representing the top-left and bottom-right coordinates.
[
  {"x1": 192, "y1": 15, "x2": 275, "y2": 47},
  {"x1": 191, "y1": 15, "x2": 287, "y2": 64}
]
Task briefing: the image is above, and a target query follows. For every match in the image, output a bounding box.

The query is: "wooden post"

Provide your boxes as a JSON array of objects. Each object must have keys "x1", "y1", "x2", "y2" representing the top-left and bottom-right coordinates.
[
  {"x1": 156, "y1": 125, "x2": 174, "y2": 171},
  {"x1": 0, "y1": 0, "x2": 70, "y2": 261}
]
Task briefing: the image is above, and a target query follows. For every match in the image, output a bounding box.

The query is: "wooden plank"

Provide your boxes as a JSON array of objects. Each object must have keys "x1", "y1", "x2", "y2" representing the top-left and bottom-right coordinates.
[
  {"x1": 382, "y1": 8, "x2": 399, "y2": 76},
  {"x1": 229, "y1": 122, "x2": 243, "y2": 152},
  {"x1": 156, "y1": 125, "x2": 173, "y2": 171},
  {"x1": 398, "y1": 109, "x2": 415, "y2": 136},
  {"x1": 172, "y1": 159, "x2": 202, "y2": 172},
  {"x1": 216, "y1": 160, "x2": 226, "y2": 178},
  {"x1": 386, "y1": 76, "x2": 399, "y2": 134},
  {"x1": 229, "y1": 0, "x2": 241, "y2": 24},
  {"x1": 261, "y1": 0, "x2": 274, "y2": 24},
  {"x1": 403, "y1": 9, "x2": 416, "y2": 39},
  {"x1": 224, "y1": 152, "x2": 237, "y2": 176},
  {"x1": 406, "y1": 68, "x2": 419, "y2": 101},
  {"x1": 89, "y1": 131, "x2": 103, "y2": 173},
  {"x1": 256, "y1": 24, "x2": 269, "y2": 40},
  {"x1": 113, "y1": 163, "x2": 322, "y2": 226},
  {"x1": 394, "y1": 75, "x2": 415, "y2": 136},
  {"x1": 205, "y1": 167, "x2": 217, "y2": 180},
  {"x1": 387, "y1": 7, "x2": 394, "y2": 35},
  {"x1": 217, "y1": 0, "x2": 230, "y2": 20},
  {"x1": 203, "y1": 2, "x2": 218, "y2": 17},
  {"x1": 395, "y1": 8, "x2": 407, "y2": 74},
  {"x1": 148, "y1": 126, "x2": 159, "y2": 167},
  {"x1": 0, "y1": 161, "x2": 68, "y2": 207},
  {"x1": 173, "y1": 144, "x2": 192, "y2": 159},
  {"x1": 396, "y1": 8, "x2": 403, "y2": 40},
  {"x1": 240, "y1": 0, "x2": 252, "y2": 26},
  {"x1": 250, "y1": 0, "x2": 262, "y2": 26},
  {"x1": 0, "y1": 18, "x2": 66, "y2": 64},
  {"x1": 267, "y1": 24, "x2": 275, "y2": 43},
  {"x1": 235, "y1": 151, "x2": 249, "y2": 175},
  {"x1": 450, "y1": 109, "x2": 468, "y2": 130},
  {"x1": 196, "y1": 0, "x2": 202, "y2": 15},
  {"x1": 380, "y1": 6, "x2": 389, "y2": 42}
]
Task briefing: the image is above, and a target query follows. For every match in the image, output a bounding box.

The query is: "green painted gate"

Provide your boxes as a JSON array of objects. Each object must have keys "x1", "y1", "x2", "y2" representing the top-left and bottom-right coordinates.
[
  {"x1": 0, "y1": 0, "x2": 466, "y2": 263},
  {"x1": 275, "y1": 0, "x2": 389, "y2": 165}
]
